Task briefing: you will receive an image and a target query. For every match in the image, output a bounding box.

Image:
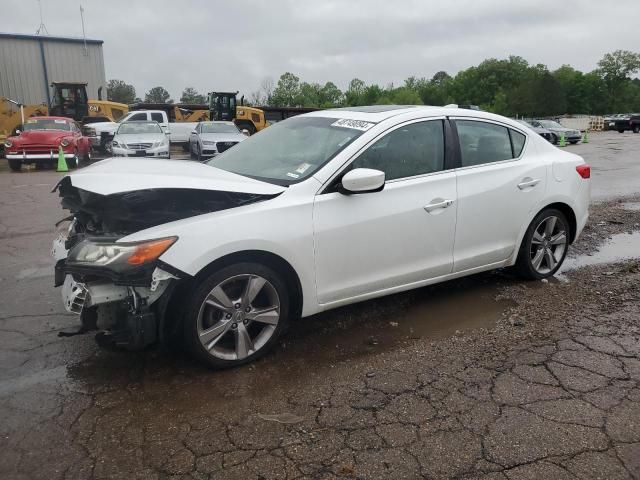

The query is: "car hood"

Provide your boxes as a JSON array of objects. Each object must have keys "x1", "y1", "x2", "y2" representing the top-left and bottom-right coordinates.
[
  {"x1": 88, "y1": 121, "x2": 118, "y2": 133},
  {"x1": 114, "y1": 133, "x2": 165, "y2": 144},
  {"x1": 55, "y1": 157, "x2": 286, "y2": 196},
  {"x1": 13, "y1": 130, "x2": 71, "y2": 144},
  {"x1": 199, "y1": 132, "x2": 246, "y2": 142}
]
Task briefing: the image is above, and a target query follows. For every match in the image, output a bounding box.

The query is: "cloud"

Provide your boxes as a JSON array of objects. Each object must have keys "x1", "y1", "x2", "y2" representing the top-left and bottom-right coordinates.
[{"x1": 3, "y1": 0, "x2": 639, "y2": 100}]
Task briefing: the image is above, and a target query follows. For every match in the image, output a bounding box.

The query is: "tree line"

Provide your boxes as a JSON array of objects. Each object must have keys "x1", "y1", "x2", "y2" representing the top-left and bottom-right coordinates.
[
  {"x1": 105, "y1": 82, "x2": 206, "y2": 105},
  {"x1": 106, "y1": 50, "x2": 640, "y2": 116}
]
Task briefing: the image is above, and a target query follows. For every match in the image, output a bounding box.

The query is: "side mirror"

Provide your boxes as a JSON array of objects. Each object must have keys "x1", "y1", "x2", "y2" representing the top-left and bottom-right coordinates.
[
  {"x1": 241, "y1": 129, "x2": 250, "y2": 136},
  {"x1": 339, "y1": 168, "x2": 385, "y2": 194}
]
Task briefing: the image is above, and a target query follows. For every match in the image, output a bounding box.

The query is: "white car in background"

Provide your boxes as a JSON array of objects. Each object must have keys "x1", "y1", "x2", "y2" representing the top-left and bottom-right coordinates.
[
  {"x1": 111, "y1": 121, "x2": 170, "y2": 158},
  {"x1": 188, "y1": 121, "x2": 248, "y2": 160},
  {"x1": 53, "y1": 106, "x2": 590, "y2": 369}
]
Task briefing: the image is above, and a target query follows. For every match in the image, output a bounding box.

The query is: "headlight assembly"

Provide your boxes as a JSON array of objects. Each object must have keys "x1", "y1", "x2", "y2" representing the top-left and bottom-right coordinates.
[
  {"x1": 4, "y1": 140, "x2": 12, "y2": 148},
  {"x1": 60, "y1": 139, "x2": 71, "y2": 147},
  {"x1": 202, "y1": 140, "x2": 216, "y2": 145},
  {"x1": 67, "y1": 237, "x2": 177, "y2": 272}
]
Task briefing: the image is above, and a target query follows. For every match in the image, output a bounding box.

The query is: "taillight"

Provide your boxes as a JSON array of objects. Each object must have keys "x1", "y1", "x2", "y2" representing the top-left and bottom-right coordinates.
[{"x1": 576, "y1": 164, "x2": 590, "y2": 179}]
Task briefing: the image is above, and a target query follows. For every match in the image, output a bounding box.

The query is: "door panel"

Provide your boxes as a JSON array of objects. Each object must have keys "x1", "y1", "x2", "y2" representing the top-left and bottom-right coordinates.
[
  {"x1": 313, "y1": 172, "x2": 457, "y2": 304},
  {"x1": 452, "y1": 119, "x2": 547, "y2": 272}
]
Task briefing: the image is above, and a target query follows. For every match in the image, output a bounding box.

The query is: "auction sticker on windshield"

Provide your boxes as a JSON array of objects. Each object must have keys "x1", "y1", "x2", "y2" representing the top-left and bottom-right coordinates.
[{"x1": 331, "y1": 119, "x2": 375, "y2": 131}]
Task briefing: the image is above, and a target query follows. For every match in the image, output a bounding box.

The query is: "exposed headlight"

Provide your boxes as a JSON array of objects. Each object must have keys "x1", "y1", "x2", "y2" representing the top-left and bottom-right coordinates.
[
  {"x1": 202, "y1": 140, "x2": 216, "y2": 145},
  {"x1": 112, "y1": 140, "x2": 120, "y2": 147},
  {"x1": 4, "y1": 140, "x2": 12, "y2": 148},
  {"x1": 67, "y1": 237, "x2": 177, "y2": 272},
  {"x1": 60, "y1": 139, "x2": 71, "y2": 147}
]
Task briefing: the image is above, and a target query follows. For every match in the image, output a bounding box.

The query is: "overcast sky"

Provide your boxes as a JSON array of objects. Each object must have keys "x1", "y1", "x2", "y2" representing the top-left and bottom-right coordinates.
[{"x1": 3, "y1": 0, "x2": 639, "y2": 100}]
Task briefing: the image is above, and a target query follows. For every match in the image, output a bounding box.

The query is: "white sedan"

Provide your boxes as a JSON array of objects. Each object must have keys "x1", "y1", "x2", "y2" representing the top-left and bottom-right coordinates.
[
  {"x1": 111, "y1": 121, "x2": 170, "y2": 158},
  {"x1": 53, "y1": 106, "x2": 590, "y2": 368},
  {"x1": 188, "y1": 121, "x2": 248, "y2": 160}
]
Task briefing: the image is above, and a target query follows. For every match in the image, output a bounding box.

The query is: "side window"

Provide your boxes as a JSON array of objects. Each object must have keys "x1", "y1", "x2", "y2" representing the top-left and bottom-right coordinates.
[
  {"x1": 455, "y1": 120, "x2": 513, "y2": 167},
  {"x1": 129, "y1": 112, "x2": 148, "y2": 121},
  {"x1": 351, "y1": 120, "x2": 445, "y2": 181},
  {"x1": 510, "y1": 129, "x2": 526, "y2": 157},
  {"x1": 151, "y1": 112, "x2": 164, "y2": 123}
]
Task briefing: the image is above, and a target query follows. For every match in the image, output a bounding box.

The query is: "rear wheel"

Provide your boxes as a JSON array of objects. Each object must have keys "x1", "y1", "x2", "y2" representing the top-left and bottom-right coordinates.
[
  {"x1": 633, "y1": 126, "x2": 639, "y2": 134},
  {"x1": 618, "y1": 129, "x2": 625, "y2": 134},
  {"x1": 515, "y1": 209, "x2": 569, "y2": 280},
  {"x1": 569, "y1": 140, "x2": 578, "y2": 144},
  {"x1": 8, "y1": 159, "x2": 22, "y2": 172},
  {"x1": 184, "y1": 262, "x2": 290, "y2": 369}
]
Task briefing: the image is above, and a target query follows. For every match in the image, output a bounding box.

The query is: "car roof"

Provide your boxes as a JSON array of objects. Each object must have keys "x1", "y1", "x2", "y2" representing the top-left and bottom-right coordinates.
[
  {"x1": 198, "y1": 121, "x2": 236, "y2": 125},
  {"x1": 303, "y1": 105, "x2": 527, "y2": 128}
]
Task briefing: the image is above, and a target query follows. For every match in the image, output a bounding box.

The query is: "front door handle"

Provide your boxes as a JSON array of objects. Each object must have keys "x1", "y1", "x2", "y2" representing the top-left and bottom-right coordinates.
[
  {"x1": 424, "y1": 199, "x2": 454, "y2": 213},
  {"x1": 517, "y1": 178, "x2": 541, "y2": 190}
]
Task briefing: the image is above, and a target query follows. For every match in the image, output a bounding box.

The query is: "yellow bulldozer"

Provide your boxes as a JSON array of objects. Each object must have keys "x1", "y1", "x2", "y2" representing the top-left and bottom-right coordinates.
[{"x1": 1, "y1": 81, "x2": 128, "y2": 149}]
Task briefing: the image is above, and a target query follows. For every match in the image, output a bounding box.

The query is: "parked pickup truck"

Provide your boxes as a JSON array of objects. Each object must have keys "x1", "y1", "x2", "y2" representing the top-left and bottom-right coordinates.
[
  {"x1": 83, "y1": 110, "x2": 197, "y2": 152},
  {"x1": 614, "y1": 114, "x2": 640, "y2": 133}
]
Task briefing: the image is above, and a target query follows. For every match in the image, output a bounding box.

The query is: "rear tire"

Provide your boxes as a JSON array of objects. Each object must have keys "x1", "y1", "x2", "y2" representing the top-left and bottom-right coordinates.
[
  {"x1": 569, "y1": 140, "x2": 578, "y2": 144},
  {"x1": 633, "y1": 126, "x2": 639, "y2": 134},
  {"x1": 618, "y1": 129, "x2": 625, "y2": 134},
  {"x1": 515, "y1": 208, "x2": 570, "y2": 280},
  {"x1": 183, "y1": 262, "x2": 291, "y2": 369},
  {"x1": 8, "y1": 159, "x2": 22, "y2": 172}
]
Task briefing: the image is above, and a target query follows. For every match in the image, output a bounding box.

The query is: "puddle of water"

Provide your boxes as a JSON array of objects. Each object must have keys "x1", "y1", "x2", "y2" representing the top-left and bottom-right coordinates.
[
  {"x1": 620, "y1": 202, "x2": 640, "y2": 212},
  {"x1": 63, "y1": 274, "x2": 514, "y2": 408},
  {"x1": 561, "y1": 231, "x2": 640, "y2": 272}
]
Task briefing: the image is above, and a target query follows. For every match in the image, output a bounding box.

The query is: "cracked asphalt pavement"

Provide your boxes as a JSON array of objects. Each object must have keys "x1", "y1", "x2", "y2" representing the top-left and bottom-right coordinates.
[{"x1": 1, "y1": 131, "x2": 640, "y2": 479}]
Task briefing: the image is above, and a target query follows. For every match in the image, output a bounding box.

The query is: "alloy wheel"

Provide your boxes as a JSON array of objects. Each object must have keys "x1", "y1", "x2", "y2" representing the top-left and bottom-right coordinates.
[
  {"x1": 196, "y1": 274, "x2": 280, "y2": 360},
  {"x1": 529, "y1": 215, "x2": 567, "y2": 274}
]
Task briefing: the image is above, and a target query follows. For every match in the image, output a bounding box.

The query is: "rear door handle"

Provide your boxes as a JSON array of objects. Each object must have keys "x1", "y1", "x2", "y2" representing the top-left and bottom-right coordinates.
[
  {"x1": 424, "y1": 199, "x2": 454, "y2": 213},
  {"x1": 517, "y1": 178, "x2": 541, "y2": 190}
]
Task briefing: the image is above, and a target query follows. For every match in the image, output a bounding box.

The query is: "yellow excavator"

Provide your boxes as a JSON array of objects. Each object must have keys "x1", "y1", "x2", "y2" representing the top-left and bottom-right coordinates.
[{"x1": 1, "y1": 82, "x2": 128, "y2": 150}]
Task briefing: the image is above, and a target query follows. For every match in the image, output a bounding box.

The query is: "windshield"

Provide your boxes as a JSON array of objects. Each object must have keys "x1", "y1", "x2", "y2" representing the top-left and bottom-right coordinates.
[
  {"x1": 23, "y1": 119, "x2": 71, "y2": 131},
  {"x1": 200, "y1": 122, "x2": 239, "y2": 134},
  {"x1": 117, "y1": 122, "x2": 163, "y2": 134},
  {"x1": 208, "y1": 116, "x2": 369, "y2": 185},
  {"x1": 538, "y1": 120, "x2": 562, "y2": 129}
]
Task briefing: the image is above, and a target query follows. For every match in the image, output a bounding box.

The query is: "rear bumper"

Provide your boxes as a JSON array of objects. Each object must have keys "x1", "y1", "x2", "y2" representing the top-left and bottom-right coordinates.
[{"x1": 6, "y1": 152, "x2": 75, "y2": 160}]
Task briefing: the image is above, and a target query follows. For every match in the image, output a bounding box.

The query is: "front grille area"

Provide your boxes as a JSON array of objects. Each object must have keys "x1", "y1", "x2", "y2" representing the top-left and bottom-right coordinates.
[
  {"x1": 126, "y1": 143, "x2": 152, "y2": 150},
  {"x1": 216, "y1": 141, "x2": 238, "y2": 153},
  {"x1": 17, "y1": 145, "x2": 58, "y2": 155}
]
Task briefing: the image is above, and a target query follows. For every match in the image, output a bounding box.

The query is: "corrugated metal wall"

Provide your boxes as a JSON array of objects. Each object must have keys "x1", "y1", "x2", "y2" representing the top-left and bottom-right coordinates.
[{"x1": 0, "y1": 36, "x2": 106, "y2": 105}]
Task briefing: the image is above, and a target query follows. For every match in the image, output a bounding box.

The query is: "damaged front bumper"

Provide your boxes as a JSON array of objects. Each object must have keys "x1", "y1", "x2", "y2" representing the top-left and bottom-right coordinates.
[{"x1": 52, "y1": 234, "x2": 183, "y2": 350}]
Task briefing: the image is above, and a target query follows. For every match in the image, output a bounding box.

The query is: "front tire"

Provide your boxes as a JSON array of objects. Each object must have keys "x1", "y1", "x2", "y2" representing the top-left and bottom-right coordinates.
[
  {"x1": 633, "y1": 126, "x2": 639, "y2": 134},
  {"x1": 551, "y1": 134, "x2": 558, "y2": 145},
  {"x1": 184, "y1": 262, "x2": 290, "y2": 369},
  {"x1": 569, "y1": 140, "x2": 578, "y2": 144},
  {"x1": 515, "y1": 209, "x2": 569, "y2": 280},
  {"x1": 8, "y1": 159, "x2": 22, "y2": 172}
]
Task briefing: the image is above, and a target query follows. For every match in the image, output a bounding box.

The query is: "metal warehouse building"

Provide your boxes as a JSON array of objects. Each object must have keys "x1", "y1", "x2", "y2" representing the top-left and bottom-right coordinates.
[{"x1": 0, "y1": 33, "x2": 106, "y2": 105}]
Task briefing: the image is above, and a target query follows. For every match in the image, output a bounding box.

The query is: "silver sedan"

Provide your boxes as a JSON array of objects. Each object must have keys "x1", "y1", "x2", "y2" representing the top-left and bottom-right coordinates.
[{"x1": 188, "y1": 121, "x2": 248, "y2": 161}]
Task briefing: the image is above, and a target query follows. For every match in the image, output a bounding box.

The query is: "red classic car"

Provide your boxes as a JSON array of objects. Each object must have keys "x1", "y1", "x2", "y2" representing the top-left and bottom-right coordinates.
[{"x1": 4, "y1": 116, "x2": 91, "y2": 172}]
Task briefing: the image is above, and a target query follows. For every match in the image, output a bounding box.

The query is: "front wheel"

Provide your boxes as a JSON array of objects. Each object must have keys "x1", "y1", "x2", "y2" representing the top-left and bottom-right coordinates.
[
  {"x1": 551, "y1": 134, "x2": 558, "y2": 145},
  {"x1": 515, "y1": 209, "x2": 569, "y2": 280},
  {"x1": 184, "y1": 263, "x2": 290, "y2": 369},
  {"x1": 8, "y1": 159, "x2": 22, "y2": 172},
  {"x1": 569, "y1": 140, "x2": 578, "y2": 144},
  {"x1": 633, "y1": 126, "x2": 639, "y2": 134},
  {"x1": 618, "y1": 129, "x2": 625, "y2": 134}
]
